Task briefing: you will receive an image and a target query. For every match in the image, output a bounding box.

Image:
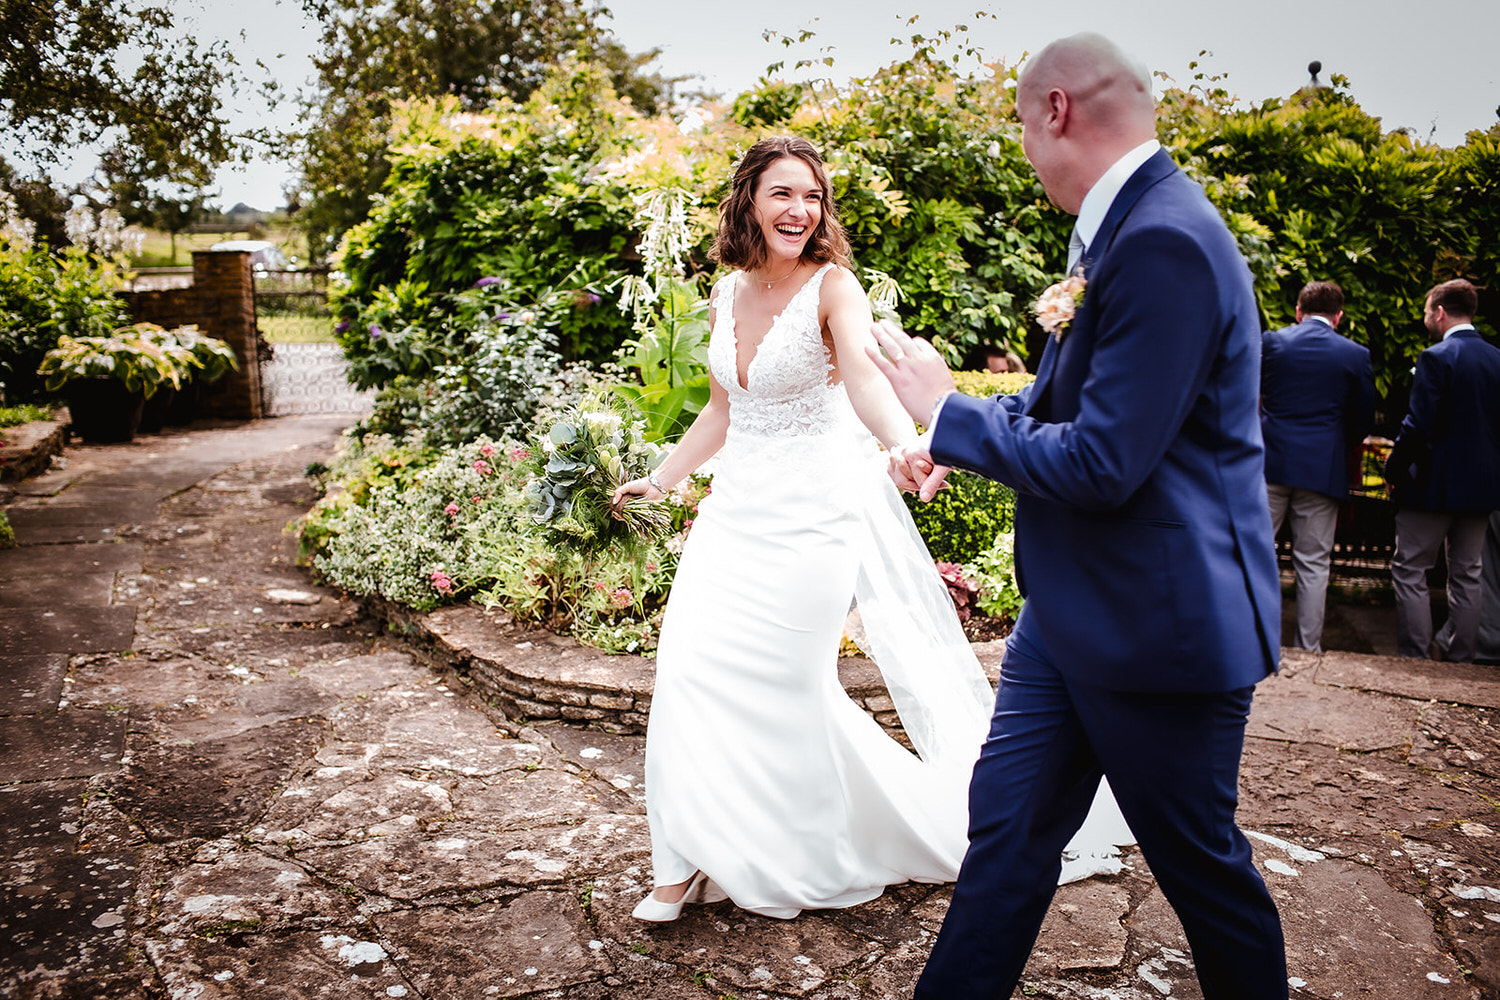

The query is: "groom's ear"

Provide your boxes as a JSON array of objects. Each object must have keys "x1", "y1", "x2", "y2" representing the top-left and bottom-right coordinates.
[{"x1": 1045, "y1": 88, "x2": 1070, "y2": 130}]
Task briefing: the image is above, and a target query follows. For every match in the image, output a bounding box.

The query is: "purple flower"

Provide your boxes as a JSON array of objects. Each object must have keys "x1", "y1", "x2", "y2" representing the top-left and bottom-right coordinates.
[
  {"x1": 369, "y1": 323, "x2": 383, "y2": 340},
  {"x1": 335, "y1": 319, "x2": 351, "y2": 334},
  {"x1": 474, "y1": 276, "x2": 502, "y2": 288},
  {"x1": 496, "y1": 311, "x2": 512, "y2": 320}
]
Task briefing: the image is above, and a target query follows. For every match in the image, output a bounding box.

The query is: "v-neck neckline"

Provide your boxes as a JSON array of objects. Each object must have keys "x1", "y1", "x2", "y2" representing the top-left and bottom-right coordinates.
[{"x1": 727, "y1": 264, "x2": 830, "y2": 391}]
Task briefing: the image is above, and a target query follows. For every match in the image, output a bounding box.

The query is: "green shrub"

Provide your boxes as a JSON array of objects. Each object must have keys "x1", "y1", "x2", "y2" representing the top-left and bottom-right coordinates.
[
  {"x1": 0, "y1": 403, "x2": 55, "y2": 428},
  {"x1": 906, "y1": 471, "x2": 1015, "y2": 565},
  {"x1": 0, "y1": 509, "x2": 14, "y2": 549},
  {"x1": 970, "y1": 532, "x2": 1023, "y2": 620}
]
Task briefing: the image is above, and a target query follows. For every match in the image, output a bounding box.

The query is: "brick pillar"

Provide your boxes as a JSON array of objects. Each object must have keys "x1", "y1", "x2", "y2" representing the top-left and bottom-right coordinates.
[{"x1": 192, "y1": 250, "x2": 263, "y2": 419}]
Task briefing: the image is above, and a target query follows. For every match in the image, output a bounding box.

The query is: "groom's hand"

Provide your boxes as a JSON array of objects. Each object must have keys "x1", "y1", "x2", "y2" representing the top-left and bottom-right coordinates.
[
  {"x1": 890, "y1": 436, "x2": 952, "y2": 503},
  {"x1": 866, "y1": 320, "x2": 957, "y2": 425}
]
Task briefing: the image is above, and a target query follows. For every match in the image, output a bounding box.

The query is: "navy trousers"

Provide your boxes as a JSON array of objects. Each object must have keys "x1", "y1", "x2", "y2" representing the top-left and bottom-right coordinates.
[{"x1": 914, "y1": 613, "x2": 1286, "y2": 999}]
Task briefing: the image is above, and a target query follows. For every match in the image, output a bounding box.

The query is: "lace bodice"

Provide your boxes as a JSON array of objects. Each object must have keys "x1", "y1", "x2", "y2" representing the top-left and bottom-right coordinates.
[{"x1": 707, "y1": 263, "x2": 858, "y2": 441}]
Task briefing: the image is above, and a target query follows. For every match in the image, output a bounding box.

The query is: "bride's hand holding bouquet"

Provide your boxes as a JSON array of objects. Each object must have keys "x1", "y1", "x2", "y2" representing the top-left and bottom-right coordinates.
[{"x1": 522, "y1": 390, "x2": 671, "y2": 554}]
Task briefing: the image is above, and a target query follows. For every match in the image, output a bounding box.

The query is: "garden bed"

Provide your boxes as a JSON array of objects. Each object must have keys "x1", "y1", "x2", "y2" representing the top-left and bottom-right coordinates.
[{"x1": 0, "y1": 413, "x2": 68, "y2": 483}]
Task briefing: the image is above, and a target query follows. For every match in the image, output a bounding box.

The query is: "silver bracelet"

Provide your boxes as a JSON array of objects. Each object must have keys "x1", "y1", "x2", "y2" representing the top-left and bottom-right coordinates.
[{"x1": 646, "y1": 471, "x2": 665, "y2": 493}]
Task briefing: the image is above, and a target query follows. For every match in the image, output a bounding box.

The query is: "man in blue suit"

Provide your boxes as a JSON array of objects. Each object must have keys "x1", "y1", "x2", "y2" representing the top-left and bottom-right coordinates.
[
  {"x1": 1261, "y1": 281, "x2": 1376, "y2": 651},
  {"x1": 1385, "y1": 279, "x2": 1500, "y2": 662},
  {"x1": 869, "y1": 32, "x2": 1287, "y2": 999}
]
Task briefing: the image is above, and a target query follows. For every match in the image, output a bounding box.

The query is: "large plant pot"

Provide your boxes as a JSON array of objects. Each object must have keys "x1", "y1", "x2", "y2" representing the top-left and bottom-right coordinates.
[
  {"x1": 65, "y1": 378, "x2": 146, "y2": 443},
  {"x1": 164, "y1": 380, "x2": 203, "y2": 426},
  {"x1": 138, "y1": 386, "x2": 176, "y2": 433}
]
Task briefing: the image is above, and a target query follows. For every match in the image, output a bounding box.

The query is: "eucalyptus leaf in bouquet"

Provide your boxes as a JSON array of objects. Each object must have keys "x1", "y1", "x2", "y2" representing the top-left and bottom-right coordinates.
[{"x1": 521, "y1": 390, "x2": 670, "y2": 554}]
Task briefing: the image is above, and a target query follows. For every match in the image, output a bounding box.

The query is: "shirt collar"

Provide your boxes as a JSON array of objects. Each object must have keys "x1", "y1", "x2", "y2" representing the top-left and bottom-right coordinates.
[
  {"x1": 1444, "y1": 323, "x2": 1476, "y2": 340},
  {"x1": 1307, "y1": 315, "x2": 1334, "y2": 328},
  {"x1": 1073, "y1": 139, "x2": 1161, "y2": 251}
]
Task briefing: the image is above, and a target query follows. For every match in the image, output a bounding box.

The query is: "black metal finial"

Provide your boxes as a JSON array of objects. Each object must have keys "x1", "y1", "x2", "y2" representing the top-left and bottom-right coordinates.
[{"x1": 1308, "y1": 60, "x2": 1323, "y2": 87}]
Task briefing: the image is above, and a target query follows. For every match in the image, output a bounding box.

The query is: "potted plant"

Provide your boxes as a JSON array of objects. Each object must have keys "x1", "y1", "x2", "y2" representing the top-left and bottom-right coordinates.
[
  {"x1": 37, "y1": 323, "x2": 195, "y2": 442},
  {"x1": 142, "y1": 325, "x2": 239, "y2": 429}
]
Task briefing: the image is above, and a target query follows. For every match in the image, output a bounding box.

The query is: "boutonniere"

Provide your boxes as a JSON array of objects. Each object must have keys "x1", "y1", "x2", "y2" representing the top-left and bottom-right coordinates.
[{"x1": 1033, "y1": 273, "x2": 1087, "y2": 341}]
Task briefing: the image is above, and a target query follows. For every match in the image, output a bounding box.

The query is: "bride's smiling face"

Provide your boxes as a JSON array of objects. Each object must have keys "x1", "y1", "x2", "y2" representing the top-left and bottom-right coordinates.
[{"x1": 751, "y1": 156, "x2": 823, "y2": 266}]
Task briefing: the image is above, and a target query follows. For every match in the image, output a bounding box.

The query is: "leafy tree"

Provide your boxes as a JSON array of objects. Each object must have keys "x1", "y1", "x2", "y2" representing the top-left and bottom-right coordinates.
[
  {"x1": 292, "y1": 0, "x2": 673, "y2": 257},
  {"x1": 1163, "y1": 76, "x2": 1459, "y2": 419},
  {"x1": 0, "y1": 0, "x2": 238, "y2": 189}
]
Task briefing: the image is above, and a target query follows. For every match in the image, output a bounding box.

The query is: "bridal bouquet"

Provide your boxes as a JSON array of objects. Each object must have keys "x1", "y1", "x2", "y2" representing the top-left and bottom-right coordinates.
[{"x1": 522, "y1": 391, "x2": 672, "y2": 554}]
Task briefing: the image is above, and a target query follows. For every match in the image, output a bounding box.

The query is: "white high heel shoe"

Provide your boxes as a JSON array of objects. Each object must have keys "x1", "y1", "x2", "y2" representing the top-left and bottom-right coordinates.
[{"x1": 631, "y1": 871, "x2": 725, "y2": 922}]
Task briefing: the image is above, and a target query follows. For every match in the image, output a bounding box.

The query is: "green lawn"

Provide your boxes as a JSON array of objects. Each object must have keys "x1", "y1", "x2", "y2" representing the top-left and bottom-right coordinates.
[
  {"x1": 130, "y1": 224, "x2": 311, "y2": 269},
  {"x1": 259, "y1": 315, "x2": 336, "y2": 344}
]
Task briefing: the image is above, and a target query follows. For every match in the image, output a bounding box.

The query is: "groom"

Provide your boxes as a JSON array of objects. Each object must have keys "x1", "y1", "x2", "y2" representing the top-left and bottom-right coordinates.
[{"x1": 870, "y1": 33, "x2": 1288, "y2": 999}]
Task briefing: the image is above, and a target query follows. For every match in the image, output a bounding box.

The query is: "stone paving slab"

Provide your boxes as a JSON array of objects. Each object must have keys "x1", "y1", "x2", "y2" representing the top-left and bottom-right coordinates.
[
  {"x1": 0, "y1": 603, "x2": 136, "y2": 655},
  {"x1": 1314, "y1": 649, "x2": 1500, "y2": 709},
  {"x1": 0, "y1": 540, "x2": 144, "y2": 581},
  {"x1": 0, "y1": 709, "x2": 127, "y2": 781},
  {"x1": 0, "y1": 778, "x2": 86, "y2": 860},
  {"x1": 0, "y1": 570, "x2": 117, "y2": 607},
  {"x1": 0, "y1": 652, "x2": 68, "y2": 714},
  {"x1": 0, "y1": 850, "x2": 140, "y2": 998},
  {"x1": 1249, "y1": 667, "x2": 1420, "y2": 750}
]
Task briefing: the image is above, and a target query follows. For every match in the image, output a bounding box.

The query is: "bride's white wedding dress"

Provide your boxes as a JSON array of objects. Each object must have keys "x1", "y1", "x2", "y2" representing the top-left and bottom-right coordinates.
[{"x1": 641, "y1": 263, "x2": 1131, "y2": 919}]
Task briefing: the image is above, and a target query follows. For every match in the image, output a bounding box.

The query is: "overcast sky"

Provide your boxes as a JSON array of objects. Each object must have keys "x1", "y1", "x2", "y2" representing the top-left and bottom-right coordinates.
[{"x1": 194, "y1": 0, "x2": 1499, "y2": 209}]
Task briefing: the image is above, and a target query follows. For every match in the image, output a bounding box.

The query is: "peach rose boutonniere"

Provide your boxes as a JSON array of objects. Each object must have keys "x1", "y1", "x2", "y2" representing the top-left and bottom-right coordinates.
[{"x1": 1033, "y1": 273, "x2": 1087, "y2": 341}]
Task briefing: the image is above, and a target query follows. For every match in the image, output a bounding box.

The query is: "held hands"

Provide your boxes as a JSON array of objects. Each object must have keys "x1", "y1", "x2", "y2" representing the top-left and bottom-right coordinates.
[
  {"x1": 865, "y1": 320, "x2": 956, "y2": 502},
  {"x1": 889, "y1": 435, "x2": 951, "y2": 503}
]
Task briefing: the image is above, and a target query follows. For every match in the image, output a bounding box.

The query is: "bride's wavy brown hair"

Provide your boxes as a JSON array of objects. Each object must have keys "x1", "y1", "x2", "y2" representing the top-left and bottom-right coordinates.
[{"x1": 709, "y1": 136, "x2": 852, "y2": 272}]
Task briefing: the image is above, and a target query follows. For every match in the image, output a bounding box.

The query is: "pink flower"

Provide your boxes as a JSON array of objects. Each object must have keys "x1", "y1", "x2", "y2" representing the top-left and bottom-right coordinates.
[
  {"x1": 609, "y1": 587, "x2": 633, "y2": 609},
  {"x1": 645, "y1": 562, "x2": 659, "y2": 572},
  {"x1": 479, "y1": 444, "x2": 495, "y2": 457},
  {"x1": 471, "y1": 495, "x2": 482, "y2": 504},
  {"x1": 593, "y1": 581, "x2": 607, "y2": 591},
  {"x1": 444, "y1": 502, "x2": 460, "y2": 517},
  {"x1": 431, "y1": 570, "x2": 455, "y2": 595},
  {"x1": 473, "y1": 459, "x2": 492, "y2": 475},
  {"x1": 509, "y1": 446, "x2": 530, "y2": 462},
  {"x1": 934, "y1": 561, "x2": 978, "y2": 622}
]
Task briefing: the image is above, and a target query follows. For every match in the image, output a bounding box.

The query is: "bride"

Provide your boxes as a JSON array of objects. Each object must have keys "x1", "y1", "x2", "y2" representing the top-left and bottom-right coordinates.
[{"x1": 610, "y1": 136, "x2": 1130, "y2": 921}]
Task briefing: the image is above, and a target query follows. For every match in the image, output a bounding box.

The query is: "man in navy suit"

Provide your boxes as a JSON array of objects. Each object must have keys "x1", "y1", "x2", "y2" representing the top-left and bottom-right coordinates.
[
  {"x1": 1385, "y1": 279, "x2": 1500, "y2": 662},
  {"x1": 869, "y1": 32, "x2": 1287, "y2": 999},
  {"x1": 1260, "y1": 281, "x2": 1376, "y2": 651}
]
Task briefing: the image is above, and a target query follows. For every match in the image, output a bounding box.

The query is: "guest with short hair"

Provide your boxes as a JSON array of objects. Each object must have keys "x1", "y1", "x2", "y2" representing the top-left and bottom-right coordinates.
[
  {"x1": 1385, "y1": 278, "x2": 1500, "y2": 661},
  {"x1": 1260, "y1": 280, "x2": 1375, "y2": 650}
]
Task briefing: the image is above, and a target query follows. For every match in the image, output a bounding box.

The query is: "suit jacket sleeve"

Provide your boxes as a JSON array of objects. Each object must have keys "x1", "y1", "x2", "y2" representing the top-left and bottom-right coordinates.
[
  {"x1": 1349, "y1": 349, "x2": 1376, "y2": 448},
  {"x1": 1386, "y1": 348, "x2": 1449, "y2": 487},
  {"x1": 932, "y1": 224, "x2": 1224, "y2": 511}
]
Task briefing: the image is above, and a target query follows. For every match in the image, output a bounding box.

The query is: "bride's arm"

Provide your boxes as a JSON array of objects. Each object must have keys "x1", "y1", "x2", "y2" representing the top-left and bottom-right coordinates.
[
  {"x1": 642, "y1": 376, "x2": 731, "y2": 490},
  {"x1": 610, "y1": 302, "x2": 731, "y2": 508},
  {"x1": 822, "y1": 267, "x2": 921, "y2": 450}
]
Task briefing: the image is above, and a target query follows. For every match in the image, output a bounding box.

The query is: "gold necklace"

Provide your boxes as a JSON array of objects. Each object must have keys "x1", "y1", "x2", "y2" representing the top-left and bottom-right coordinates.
[{"x1": 755, "y1": 263, "x2": 800, "y2": 291}]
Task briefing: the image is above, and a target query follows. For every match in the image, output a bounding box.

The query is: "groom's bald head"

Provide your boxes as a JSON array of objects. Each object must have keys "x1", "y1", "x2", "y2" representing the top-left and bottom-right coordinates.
[{"x1": 1016, "y1": 33, "x2": 1157, "y2": 213}]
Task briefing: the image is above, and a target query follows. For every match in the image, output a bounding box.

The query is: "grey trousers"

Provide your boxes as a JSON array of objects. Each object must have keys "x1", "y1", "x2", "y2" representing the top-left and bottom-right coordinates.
[
  {"x1": 1447, "y1": 511, "x2": 1500, "y2": 663},
  {"x1": 1268, "y1": 484, "x2": 1340, "y2": 652},
  {"x1": 1392, "y1": 508, "x2": 1490, "y2": 661}
]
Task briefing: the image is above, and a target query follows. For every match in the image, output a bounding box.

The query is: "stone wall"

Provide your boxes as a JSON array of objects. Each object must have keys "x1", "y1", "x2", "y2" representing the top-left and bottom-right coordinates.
[
  {"x1": 378, "y1": 600, "x2": 1005, "y2": 738},
  {"x1": 119, "y1": 251, "x2": 263, "y2": 420}
]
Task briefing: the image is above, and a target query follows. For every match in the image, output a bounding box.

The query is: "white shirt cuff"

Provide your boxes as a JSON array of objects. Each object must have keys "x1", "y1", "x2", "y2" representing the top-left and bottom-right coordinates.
[{"x1": 928, "y1": 390, "x2": 955, "y2": 431}]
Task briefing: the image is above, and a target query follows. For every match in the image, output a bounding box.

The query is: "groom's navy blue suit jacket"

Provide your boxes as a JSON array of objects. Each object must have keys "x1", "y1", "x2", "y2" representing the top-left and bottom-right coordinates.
[{"x1": 932, "y1": 149, "x2": 1280, "y2": 693}]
